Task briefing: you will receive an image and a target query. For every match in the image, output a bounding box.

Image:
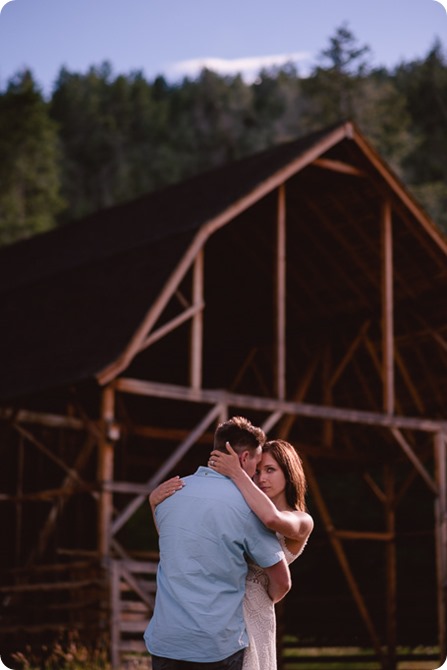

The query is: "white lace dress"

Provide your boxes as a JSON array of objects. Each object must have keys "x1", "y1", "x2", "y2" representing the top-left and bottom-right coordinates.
[{"x1": 242, "y1": 533, "x2": 303, "y2": 670}]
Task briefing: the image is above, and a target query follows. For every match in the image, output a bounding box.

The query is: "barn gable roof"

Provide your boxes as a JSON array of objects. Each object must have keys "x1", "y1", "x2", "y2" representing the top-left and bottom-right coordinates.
[{"x1": 1, "y1": 121, "x2": 446, "y2": 403}]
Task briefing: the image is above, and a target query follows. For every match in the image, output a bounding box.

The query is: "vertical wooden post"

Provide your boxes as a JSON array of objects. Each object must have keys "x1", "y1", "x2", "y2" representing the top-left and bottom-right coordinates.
[
  {"x1": 110, "y1": 559, "x2": 121, "y2": 669},
  {"x1": 381, "y1": 200, "x2": 394, "y2": 415},
  {"x1": 434, "y1": 432, "x2": 447, "y2": 662},
  {"x1": 190, "y1": 249, "x2": 204, "y2": 390},
  {"x1": 276, "y1": 183, "x2": 286, "y2": 400},
  {"x1": 219, "y1": 405, "x2": 228, "y2": 424},
  {"x1": 322, "y1": 343, "x2": 333, "y2": 447},
  {"x1": 384, "y1": 464, "x2": 397, "y2": 670},
  {"x1": 15, "y1": 435, "x2": 24, "y2": 564},
  {"x1": 98, "y1": 385, "x2": 115, "y2": 561}
]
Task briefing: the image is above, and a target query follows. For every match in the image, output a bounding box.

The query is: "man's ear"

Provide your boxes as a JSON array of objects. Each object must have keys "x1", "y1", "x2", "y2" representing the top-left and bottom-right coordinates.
[{"x1": 239, "y1": 450, "x2": 250, "y2": 467}]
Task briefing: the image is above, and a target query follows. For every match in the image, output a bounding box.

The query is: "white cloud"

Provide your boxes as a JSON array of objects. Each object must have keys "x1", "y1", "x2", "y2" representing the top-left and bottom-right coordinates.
[{"x1": 165, "y1": 51, "x2": 313, "y2": 82}]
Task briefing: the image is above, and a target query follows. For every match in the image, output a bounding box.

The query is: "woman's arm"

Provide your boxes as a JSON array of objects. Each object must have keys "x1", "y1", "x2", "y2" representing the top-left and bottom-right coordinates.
[
  {"x1": 148, "y1": 476, "x2": 184, "y2": 531},
  {"x1": 209, "y1": 444, "x2": 313, "y2": 545},
  {"x1": 264, "y1": 559, "x2": 291, "y2": 603}
]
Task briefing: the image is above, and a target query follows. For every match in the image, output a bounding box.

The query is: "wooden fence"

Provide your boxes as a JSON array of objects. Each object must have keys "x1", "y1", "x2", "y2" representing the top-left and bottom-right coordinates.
[
  {"x1": 0, "y1": 558, "x2": 104, "y2": 652},
  {"x1": 110, "y1": 559, "x2": 157, "y2": 668}
]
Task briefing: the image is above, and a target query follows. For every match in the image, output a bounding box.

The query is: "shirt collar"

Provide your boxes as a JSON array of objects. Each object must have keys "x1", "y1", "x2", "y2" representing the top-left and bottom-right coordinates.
[{"x1": 196, "y1": 465, "x2": 227, "y2": 478}]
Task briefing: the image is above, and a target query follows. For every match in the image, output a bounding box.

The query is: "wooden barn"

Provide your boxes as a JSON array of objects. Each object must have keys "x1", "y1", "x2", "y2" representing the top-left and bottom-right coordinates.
[{"x1": 0, "y1": 121, "x2": 446, "y2": 670}]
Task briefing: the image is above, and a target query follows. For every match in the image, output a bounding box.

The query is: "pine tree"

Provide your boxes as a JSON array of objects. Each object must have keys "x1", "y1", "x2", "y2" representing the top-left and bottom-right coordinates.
[{"x1": 0, "y1": 70, "x2": 64, "y2": 246}]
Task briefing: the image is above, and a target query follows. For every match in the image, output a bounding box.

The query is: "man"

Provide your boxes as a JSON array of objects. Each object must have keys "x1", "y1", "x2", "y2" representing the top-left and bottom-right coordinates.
[{"x1": 144, "y1": 416, "x2": 291, "y2": 669}]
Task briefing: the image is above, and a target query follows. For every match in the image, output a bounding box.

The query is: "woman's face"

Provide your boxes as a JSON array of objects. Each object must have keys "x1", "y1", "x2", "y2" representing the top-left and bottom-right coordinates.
[{"x1": 254, "y1": 452, "x2": 286, "y2": 501}]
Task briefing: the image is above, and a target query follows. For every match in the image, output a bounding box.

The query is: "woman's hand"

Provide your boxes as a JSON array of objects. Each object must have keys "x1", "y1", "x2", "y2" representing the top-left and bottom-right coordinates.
[
  {"x1": 208, "y1": 442, "x2": 242, "y2": 479},
  {"x1": 148, "y1": 476, "x2": 184, "y2": 509}
]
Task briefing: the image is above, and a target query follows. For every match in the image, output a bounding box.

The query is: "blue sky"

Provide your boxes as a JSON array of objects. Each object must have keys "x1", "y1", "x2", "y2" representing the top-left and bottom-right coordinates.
[{"x1": 0, "y1": 0, "x2": 446, "y2": 95}]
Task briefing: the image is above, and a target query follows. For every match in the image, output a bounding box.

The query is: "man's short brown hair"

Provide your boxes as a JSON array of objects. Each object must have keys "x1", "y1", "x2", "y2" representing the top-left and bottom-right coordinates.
[{"x1": 213, "y1": 416, "x2": 266, "y2": 454}]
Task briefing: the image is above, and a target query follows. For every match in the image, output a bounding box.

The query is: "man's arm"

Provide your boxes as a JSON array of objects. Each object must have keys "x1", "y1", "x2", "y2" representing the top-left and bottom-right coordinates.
[{"x1": 263, "y1": 558, "x2": 291, "y2": 603}]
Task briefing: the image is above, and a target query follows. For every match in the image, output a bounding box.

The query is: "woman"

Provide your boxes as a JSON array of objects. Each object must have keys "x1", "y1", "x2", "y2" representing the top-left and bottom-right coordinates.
[
  {"x1": 149, "y1": 439, "x2": 313, "y2": 670},
  {"x1": 208, "y1": 439, "x2": 313, "y2": 670}
]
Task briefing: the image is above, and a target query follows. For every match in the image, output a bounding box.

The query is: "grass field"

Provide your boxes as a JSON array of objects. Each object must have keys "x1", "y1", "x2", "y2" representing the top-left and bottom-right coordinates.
[
  {"x1": 282, "y1": 644, "x2": 441, "y2": 670},
  {"x1": 9, "y1": 638, "x2": 442, "y2": 670}
]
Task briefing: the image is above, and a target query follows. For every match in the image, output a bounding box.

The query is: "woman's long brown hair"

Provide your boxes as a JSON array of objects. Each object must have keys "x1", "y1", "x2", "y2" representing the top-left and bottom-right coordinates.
[{"x1": 262, "y1": 439, "x2": 308, "y2": 512}]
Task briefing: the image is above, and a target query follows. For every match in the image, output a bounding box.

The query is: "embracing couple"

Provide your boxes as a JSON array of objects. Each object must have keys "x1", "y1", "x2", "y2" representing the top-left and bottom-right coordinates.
[{"x1": 144, "y1": 416, "x2": 314, "y2": 670}]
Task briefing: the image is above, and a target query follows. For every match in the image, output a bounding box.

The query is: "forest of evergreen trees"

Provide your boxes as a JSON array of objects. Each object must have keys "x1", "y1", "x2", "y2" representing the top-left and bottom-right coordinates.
[{"x1": 1, "y1": 26, "x2": 446, "y2": 247}]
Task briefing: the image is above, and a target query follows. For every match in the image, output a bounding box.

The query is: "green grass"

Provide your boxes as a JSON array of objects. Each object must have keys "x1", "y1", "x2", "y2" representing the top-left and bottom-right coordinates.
[
  {"x1": 282, "y1": 643, "x2": 440, "y2": 670},
  {"x1": 10, "y1": 637, "x2": 440, "y2": 670},
  {"x1": 11, "y1": 632, "x2": 110, "y2": 670}
]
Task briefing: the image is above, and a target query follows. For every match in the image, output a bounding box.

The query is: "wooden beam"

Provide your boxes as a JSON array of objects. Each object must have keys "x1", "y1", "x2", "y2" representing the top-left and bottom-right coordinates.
[
  {"x1": 429, "y1": 327, "x2": 447, "y2": 355},
  {"x1": 0, "y1": 486, "x2": 95, "y2": 502},
  {"x1": 26, "y1": 434, "x2": 97, "y2": 567},
  {"x1": 175, "y1": 289, "x2": 190, "y2": 309},
  {"x1": 312, "y1": 157, "x2": 366, "y2": 177},
  {"x1": 333, "y1": 530, "x2": 394, "y2": 541},
  {"x1": 350, "y1": 125, "x2": 447, "y2": 256},
  {"x1": 306, "y1": 199, "x2": 378, "y2": 290},
  {"x1": 190, "y1": 249, "x2": 204, "y2": 390},
  {"x1": 0, "y1": 408, "x2": 85, "y2": 430},
  {"x1": 363, "y1": 472, "x2": 386, "y2": 504},
  {"x1": 97, "y1": 124, "x2": 352, "y2": 385},
  {"x1": 322, "y1": 344, "x2": 333, "y2": 447},
  {"x1": 110, "y1": 559, "x2": 121, "y2": 670},
  {"x1": 229, "y1": 348, "x2": 258, "y2": 391},
  {"x1": 384, "y1": 464, "x2": 397, "y2": 669},
  {"x1": 393, "y1": 323, "x2": 447, "y2": 350},
  {"x1": 10, "y1": 560, "x2": 97, "y2": 575},
  {"x1": 123, "y1": 423, "x2": 214, "y2": 445},
  {"x1": 228, "y1": 346, "x2": 271, "y2": 397},
  {"x1": 391, "y1": 428, "x2": 438, "y2": 495},
  {"x1": 114, "y1": 378, "x2": 447, "y2": 433},
  {"x1": 350, "y1": 354, "x2": 381, "y2": 415},
  {"x1": 98, "y1": 385, "x2": 115, "y2": 560},
  {"x1": 408, "y1": 339, "x2": 447, "y2": 415},
  {"x1": 394, "y1": 443, "x2": 432, "y2": 506},
  {"x1": 381, "y1": 199, "x2": 394, "y2": 415},
  {"x1": 434, "y1": 432, "x2": 447, "y2": 661},
  {"x1": 333, "y1": 193, "x2": 416, "y2": 307},
  {"x1": 104, "y1": 481, "x2": 166, "y2": 496},
  {"x1": 274, "y1": 350, "x2": 321, "y2": 438},
  {"x1": 328, "y1": 320, "x2": 371, "y2": 389},
  {"x1": 111, "y1": 403, "x2": 224, "y2": 536},
  {"x1": 261, "y1": 411, "x2": 284, "y2": 435},
  {"x1": 363, "y1": 336, "x2": 412, "y2": 424},
  {"x1": 0, "y1": 579, "x2": 100, "y2": 593},
  {"x1": 394, "y1": 347, "x2": 426, "y2": 414},
  {"x1": 13, "y1": 424, "x2": 92, "y2": 491},
  {"x1": 97, "y1": 232, "x2": 207, "y2": 384},
  {"x1": 296, "y1": 216, "x2": 369, "y2": 305},
  {"x1": 276, "y1": 184, "x2": 286, "y2": 400},
  {"x1": 16, "y1": 436, "x2": 24, "y2": 563},
  {"x1": 139, "y1": 302, "x2": 204, "y2": 353}
]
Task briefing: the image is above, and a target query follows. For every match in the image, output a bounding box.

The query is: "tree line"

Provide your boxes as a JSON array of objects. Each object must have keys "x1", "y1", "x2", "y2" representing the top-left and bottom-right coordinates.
[{"x1": 1, "y1": 25, "x2": 446, "y2": 247}]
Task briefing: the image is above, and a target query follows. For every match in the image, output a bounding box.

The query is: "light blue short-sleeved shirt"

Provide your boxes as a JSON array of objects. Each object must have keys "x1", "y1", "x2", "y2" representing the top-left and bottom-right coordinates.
[{"x1": 144, "y1": 466, "x2": 284, "y2": 662}]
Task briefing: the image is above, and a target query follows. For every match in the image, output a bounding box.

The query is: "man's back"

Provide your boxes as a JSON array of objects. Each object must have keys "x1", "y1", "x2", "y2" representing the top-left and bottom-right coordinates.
[{"x1": 144, "y1": 466, "x2": 285, "y2": 662}]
